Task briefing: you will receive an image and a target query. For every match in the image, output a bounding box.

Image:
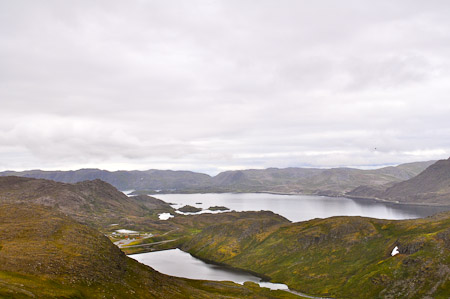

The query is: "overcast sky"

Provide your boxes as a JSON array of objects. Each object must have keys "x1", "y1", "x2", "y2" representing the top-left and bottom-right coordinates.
[{"x1": 1, "y1": 0, "x2": 450, "y2": 174}]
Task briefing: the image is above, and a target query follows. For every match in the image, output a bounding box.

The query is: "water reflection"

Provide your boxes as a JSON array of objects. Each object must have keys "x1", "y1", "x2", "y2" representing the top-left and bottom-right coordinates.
[
  {"x1": 130, "y1": 249, "x2": 288, "y2": 290},
  {"x1": 156, "y1": 193, "x2": 450, "y2": 222}
]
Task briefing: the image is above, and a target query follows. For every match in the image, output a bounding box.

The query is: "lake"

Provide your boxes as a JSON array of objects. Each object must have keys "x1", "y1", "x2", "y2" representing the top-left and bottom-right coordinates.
[
  {"x1": 129, "y1": 248, "x2": 289, "y2": 290},
  {"x1": 156, "y1": 193, "x2": 449, "y2": 222},
  {"x1": 130, "y1": 193, "x2": 448, "y2": 297}
]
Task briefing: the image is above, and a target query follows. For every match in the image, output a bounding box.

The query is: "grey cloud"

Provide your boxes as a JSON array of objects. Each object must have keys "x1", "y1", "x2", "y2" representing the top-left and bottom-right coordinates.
[{"x1": 1, "y1": 0, "x2": 450, "y2": 174}]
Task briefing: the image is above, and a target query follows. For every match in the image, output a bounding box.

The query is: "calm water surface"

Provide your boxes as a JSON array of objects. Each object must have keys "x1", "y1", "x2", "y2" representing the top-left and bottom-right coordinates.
[
  {"x1": 130, "y1": 249, "x2": 288, "y2": 290},
  {"x1": 156, "y1": 193, "x2": 449, "y2": 222}
]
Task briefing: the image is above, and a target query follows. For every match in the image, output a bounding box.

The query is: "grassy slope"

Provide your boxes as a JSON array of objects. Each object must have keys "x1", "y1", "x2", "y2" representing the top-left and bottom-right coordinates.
[
  {"x1": 181, "y1": 212, "x2": 450, "y2": 299},
  {"x1": 0, "y1": 203, "x2": 300, "y2": 299}
]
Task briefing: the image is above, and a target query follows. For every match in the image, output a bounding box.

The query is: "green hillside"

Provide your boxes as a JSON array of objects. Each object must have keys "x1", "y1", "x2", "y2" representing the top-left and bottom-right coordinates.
[
  {"x1": 0, "y1": 203, "x2": 300, "y2": 298},
  {"x1": 180, "y1": 212, "x2": 450, "y2": 298}
]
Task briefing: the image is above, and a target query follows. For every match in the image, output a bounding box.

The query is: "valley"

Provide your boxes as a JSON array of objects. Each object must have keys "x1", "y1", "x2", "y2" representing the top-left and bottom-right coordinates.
[
  {"x1": 113, "y1": 206, "x2": 450, "y2": 298},
  {"x1": 4, "y1": 1, "x2": 450, "y2": 298},
  {"x1": 0, "y1": 158, "x2": 449, "y2": 298}
]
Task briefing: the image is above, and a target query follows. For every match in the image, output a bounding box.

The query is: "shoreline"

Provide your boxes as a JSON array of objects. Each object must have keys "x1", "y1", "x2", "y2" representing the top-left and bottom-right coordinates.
[
  {"x1": 188, "y1": 253, "x2": 335, "y2": 299},
  {"x1": 145, "y1": 189, "x2": 450, "y2": 208},
  {"x1": 254, "y1": 191, "x2": 450, "y2": 208},
  {"x1": 343, "y1": 194, "x2": 450, "y2": 208},
  {"x1": 130, "y1": 247, "x2": 333, "y2": 299}
]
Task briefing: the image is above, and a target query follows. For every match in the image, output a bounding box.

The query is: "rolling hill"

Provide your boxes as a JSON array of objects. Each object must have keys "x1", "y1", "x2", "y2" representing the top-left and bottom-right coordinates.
[
  {"x1": 0, "y1": 203, "x2": 299, "y2": 298},
  {"x1": 0, "y1": 176, "x2": 175, "y2": 229}
]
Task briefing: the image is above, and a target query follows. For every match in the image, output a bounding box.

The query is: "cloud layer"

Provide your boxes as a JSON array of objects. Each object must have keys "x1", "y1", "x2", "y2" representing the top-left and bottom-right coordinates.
[{"x1": 1, "y1": 0, "x2": 450, "y2": 174}]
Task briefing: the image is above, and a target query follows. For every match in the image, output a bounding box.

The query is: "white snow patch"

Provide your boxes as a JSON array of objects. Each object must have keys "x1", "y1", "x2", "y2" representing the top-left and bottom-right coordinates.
[
  {"x1": 159, "y1": 213, "x2": 174, "y2": 220},
  {"x1": 258, "y1": 282, "x2": 289, "y2": 290},
  {"x1": 174, "y1": 210, "x2": 231, "y2": 216},
  {"x1": 391, "y1": 246, "x2": 399, "y2": 256},
  {"x1": 116, "y1": 229, "x2": 139, "y2": 234}
]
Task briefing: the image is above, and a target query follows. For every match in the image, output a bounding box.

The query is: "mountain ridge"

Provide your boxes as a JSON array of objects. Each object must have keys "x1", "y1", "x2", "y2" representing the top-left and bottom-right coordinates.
[{"x1": 0, "y1": 160, "x2": 435, "y2": 197}]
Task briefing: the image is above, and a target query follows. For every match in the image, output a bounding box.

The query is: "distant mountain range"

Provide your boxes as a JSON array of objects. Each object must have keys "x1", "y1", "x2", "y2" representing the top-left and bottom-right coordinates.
[
  {"x1": 0, "y1": 169, "x2": 211, "y2": 191},
  {"x1": 348, "y1": 157, "x2": 450, "y2": 205},
  {"x1": 209, "y1": 161, "x2": 435, "y2": 196},
  {"x1": 0, "y1": 160, "x2": 435, "y2": 197}
]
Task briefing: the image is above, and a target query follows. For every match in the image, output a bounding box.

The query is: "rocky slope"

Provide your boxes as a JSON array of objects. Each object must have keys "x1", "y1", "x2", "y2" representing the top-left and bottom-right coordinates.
[
  {"x1": 0, "y1": 176, "x2": 175, "y2": 229},
  {"x1": 348, "y1": 158, "x2": 450, "y2": 205},
  {"x1": 0, "y1": 203, "x2": 299, "y2": 298},
  {"x1": 180, "y1": 212, "x2": 450, "y2": 298}
]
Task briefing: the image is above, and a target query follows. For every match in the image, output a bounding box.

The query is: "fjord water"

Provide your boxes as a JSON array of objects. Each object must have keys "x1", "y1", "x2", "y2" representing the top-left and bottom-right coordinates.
[
  {"x1": 130, "y1": 249, "x2": 289, "y2": 290},
  {"x1": 156, "y1": 193, "x2": 448, "y2": 222}
]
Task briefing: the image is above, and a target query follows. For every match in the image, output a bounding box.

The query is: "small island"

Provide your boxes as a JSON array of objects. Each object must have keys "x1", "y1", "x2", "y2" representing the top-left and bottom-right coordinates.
[
  {"x1": 178, "y1": 205, "x2": 202, "y2": 213},
  {"x1": 207, "y1": 206, "x2": 230, "y2": 211}
]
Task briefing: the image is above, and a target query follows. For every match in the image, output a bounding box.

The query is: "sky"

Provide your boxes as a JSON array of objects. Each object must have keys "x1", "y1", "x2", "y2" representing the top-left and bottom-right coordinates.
[{"x1": 1, "y1": 0, "x2": 450, "y2": 175}]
